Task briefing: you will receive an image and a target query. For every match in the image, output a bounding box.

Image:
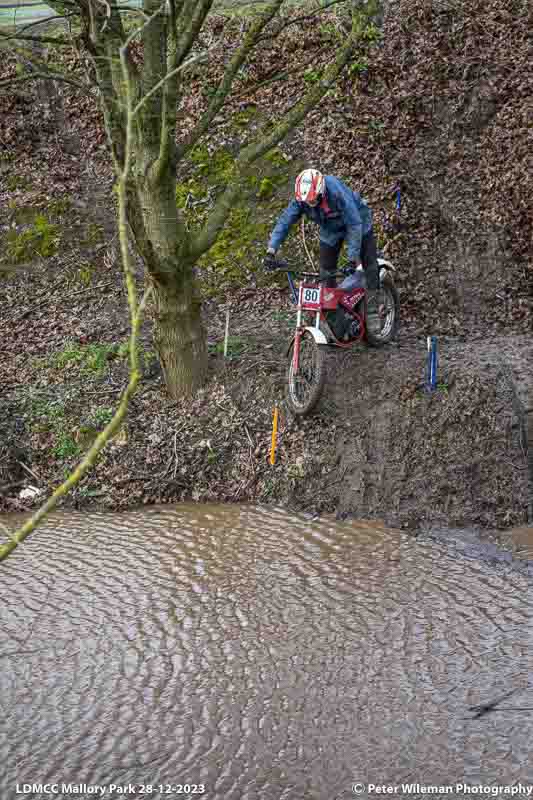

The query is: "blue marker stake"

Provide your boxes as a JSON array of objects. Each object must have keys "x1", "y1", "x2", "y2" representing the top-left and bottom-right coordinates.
[{"x1": 425, "y1": 336, "x2": 438, "y2": 392}]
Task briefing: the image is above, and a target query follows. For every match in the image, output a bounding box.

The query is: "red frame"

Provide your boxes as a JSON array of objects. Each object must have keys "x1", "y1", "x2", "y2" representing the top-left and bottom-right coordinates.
[{"x1": 297, "y1": 282, "x2": 366, "y2": 346}]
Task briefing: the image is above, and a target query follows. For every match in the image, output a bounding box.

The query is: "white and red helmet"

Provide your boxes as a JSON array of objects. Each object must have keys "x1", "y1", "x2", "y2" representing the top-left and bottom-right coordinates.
[{"x1": 295, "y1": 168, "x2": 325, "y2": 205}]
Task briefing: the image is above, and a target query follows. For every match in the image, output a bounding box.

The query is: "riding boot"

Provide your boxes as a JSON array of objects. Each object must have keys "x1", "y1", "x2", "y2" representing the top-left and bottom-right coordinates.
[
  {"x1": 366, "y1": 288, "x2": 384, "y2": 335},
  {"x1": 333, "y1": 308, "x2": 351, "y2": 340},
  {"x1": 324, "y1": 304, "x2": 345, "y2": 339},
  {"x1": 320, "y1": 267, "x2": 341, "y2": 336},
  {"x1": 362, "y1": 232, "x2": 381, "y2": 335}
]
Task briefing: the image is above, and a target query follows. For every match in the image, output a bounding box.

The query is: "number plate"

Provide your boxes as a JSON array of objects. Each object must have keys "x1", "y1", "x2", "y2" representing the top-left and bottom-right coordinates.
[{"x1": 299, "y1": 285, "x2": 321, "y2": 310}]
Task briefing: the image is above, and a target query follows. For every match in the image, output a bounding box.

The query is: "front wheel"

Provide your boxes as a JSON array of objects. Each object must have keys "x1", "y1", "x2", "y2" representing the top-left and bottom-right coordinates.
[
  {"x1": 286, "y1": 331, "x2": 327, "y2": 416},
  {"x1": 365, "y1": 277, "x2": 400, "y2": 347}
]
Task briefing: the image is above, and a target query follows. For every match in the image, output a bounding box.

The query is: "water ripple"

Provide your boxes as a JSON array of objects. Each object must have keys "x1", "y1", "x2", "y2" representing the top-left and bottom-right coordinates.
[{"x1": 1, "y1": 505, "x2": 532, "y2": 799}]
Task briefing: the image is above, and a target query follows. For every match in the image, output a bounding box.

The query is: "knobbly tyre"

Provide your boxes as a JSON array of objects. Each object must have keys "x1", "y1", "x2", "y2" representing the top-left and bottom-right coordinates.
[{"x1": 266, "y1": 256, "x2": 400, "y2": 416}]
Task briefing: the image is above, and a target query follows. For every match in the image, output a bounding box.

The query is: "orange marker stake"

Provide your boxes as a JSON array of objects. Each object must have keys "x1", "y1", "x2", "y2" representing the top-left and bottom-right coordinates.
[{"x1": 270, "y1": 406, "x2": 279, "y2": 465}]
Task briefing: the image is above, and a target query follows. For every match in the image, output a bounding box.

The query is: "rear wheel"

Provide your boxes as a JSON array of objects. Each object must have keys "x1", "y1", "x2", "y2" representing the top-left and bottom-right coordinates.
[
  {"x1": 365, "y1": 278, "x2": 400, "y2": 347},
  {"x1": 286, "y1": 332, "x2": 327, "y2": 416}
]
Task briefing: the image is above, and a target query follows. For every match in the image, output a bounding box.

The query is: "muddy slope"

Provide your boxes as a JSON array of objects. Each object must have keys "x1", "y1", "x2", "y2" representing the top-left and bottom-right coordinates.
[
  {"x1": 325, "y1": 332, "x2": 532, "y2": 529},
  {"x1": 2, "y1": 281, "x2": 529, "y2": 529},
  {"x1": 0, "y1": 2, "x2": 532, "y2": 530}
]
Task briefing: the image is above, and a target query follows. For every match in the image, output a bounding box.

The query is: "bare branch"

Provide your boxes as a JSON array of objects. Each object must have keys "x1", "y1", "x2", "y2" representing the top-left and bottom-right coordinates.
[
  {"x1": 190, "y1": 1, "x2": 371, "y2": 257},
  {"x1": 233, "y1": 43, "x2": 330, "y2": 102},
  {"x1": 0, "y1": 71, "x2": 91, "y2": 93},
  {"x1": 97, "y1": 0, "x2": 112, "y2": 33},
  {"x1": 0, "y1": 30, "x2": 74, "y2": 46},
  {"x1": 174, "y1": 0, "x2": 214, "y2": 68},
  {"x1": 0, "y1": 290, "x2": 149, "y2": 562},
  {"x1": 0, "y1": 0, "x2": 157, "y2": 564},
  {"x1": 132, "y1": 47, "x2": 213, "y2": 124},
  {"x1": 176, "y1": 0, "x2": 284, "y2": 161},
  {"x1": 134, "y1": 0, "x2": 172, "y2": 156},
  {"x1": 152, "y1": 0, "x2": 188, "y2": 176},
  {"x1": 257, "y1": 0, "x2": 350, "y2": 42},
  {"x1": 119, "y1": 35, "x2": 135, "y2": 180},
  {"x1": 167, "y1": 0, "x2": 178, "y2": 46}
]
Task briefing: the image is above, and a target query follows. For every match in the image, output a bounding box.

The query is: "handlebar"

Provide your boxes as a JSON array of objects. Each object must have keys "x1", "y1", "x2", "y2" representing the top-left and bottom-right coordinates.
[
  {"x1": 265, "y1": 258, "x2": 353, "y2": 282},
  {"x1": 264, "y1": 257, "x2": 289, "y2": 272},
  {"x1": 266, "y1": 258, "x2": 356, "y2": 306}
]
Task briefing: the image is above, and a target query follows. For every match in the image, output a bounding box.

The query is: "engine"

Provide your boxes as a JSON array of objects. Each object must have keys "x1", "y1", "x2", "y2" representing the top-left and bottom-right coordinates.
[{"x1": 345, "y1": 310, "x2": 363, "y2": 341}]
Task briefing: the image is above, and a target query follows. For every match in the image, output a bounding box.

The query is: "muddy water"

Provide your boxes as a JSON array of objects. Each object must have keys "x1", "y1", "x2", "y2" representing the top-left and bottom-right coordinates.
[
  {"x1": 500, "y1": 526, "x2": 533, "y2": 561},
  {"x1": 1, "y1": 506, "x2": 533, "y2": 800}
]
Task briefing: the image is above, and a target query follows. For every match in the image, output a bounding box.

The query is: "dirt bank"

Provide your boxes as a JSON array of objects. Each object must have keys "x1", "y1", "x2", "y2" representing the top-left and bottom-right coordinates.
[
  {"x1": 1, "y1": 256, "x2": 530, "y2": 529},
  {"x1": 0, "y1": 1, "x2": 531, "y2": 531}
]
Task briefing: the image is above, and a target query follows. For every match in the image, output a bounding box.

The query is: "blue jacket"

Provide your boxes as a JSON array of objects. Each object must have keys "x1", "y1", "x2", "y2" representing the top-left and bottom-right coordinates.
[{"x1": 268, "y1": 175, "x2": 373, "y2": 261}]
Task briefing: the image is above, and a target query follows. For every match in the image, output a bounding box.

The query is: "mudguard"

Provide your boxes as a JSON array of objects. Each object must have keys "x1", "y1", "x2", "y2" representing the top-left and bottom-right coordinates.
[
  {"x1": 286, "y1": 326, "x2": 328, "y2": 355},
  {"x1": 377, "y1": 257, "x2": 396, "y2": 286}
]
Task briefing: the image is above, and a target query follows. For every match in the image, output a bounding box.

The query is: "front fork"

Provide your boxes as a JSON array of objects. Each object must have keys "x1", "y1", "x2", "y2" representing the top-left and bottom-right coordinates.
[
  {"x1": 292, "y1": 309, "x2": 321, "y2": 374},
  {"x1": 292, "y1": 329, "x2": 302, "y2": 373}
]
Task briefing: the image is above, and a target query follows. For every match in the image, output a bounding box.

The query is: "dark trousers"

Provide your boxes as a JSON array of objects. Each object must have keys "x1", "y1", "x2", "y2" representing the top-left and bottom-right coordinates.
[{"x1": 319, "y1": 229, "x2": 379, "y2": 290}]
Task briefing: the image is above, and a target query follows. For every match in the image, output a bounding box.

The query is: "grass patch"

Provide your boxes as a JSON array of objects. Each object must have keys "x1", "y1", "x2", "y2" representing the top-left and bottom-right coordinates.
[
  {"x1": 91, "y1": 406, "x2": 114, "y2": 426},
  {"x1": 21, "y1": 388, "x2": 121, "y2": 464},
  {"x1": 47, "y1": 196, "x2": 72, "y2": 217},
  {"x1": 233, "y1": 105, "x2": 258, "y2": 128},
  {"x1": 26, "y1": 396, "x2": 66, "y2": 428},
  {"x1": 4, "y1": 214, "x2": 60, "y2": 263},
  {"x1": 47, "y1": 341, "x2": 126, "y2": 376},
  {"x1": 53, "y1": 431, "x2": 81, "y2": 460},
  {"x1": 208, "y1": 335, "x2": 248, "y2": 359},
  {"x1": 75, "y1": 262, "x2": 95, "y2": 287},
  {"x1": 22, "y1": 393, "x2": 81, "y2": 461},
  {"x1": 83, "y1": 222, "x2": 105, "y2": 246},
  {"x1": 257, "y1": 177, "x2": 276, "y2": 199},
  {"x1": 5, "y1": 173, "x2": 32, "y2": 191},
  {"x1": 72, "y1": 405, "x2": 116, "y2": 448},
  {"x1": 5, "y1": 195, "x2": 72, "y2": 227},
  {"x1": 190, "y1": 143, "x2": 236, "y2": 181},
  {"x1": 348, "y1": 58, "x2": 370, "y2": 77},
  {"x1": 303, "y1": 68, "x2": 323, "y2": 84}
]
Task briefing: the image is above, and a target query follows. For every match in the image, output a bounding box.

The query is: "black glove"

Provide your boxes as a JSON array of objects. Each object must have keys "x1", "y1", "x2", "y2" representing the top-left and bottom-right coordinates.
[{"x1": 264, "y1": 252, "x2": 278, "y2": 271}]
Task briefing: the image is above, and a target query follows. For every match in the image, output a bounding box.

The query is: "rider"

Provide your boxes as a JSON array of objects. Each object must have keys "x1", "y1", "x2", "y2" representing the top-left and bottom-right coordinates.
[{"x1": 265, "y1": 168, "x2": 380, "y2": 296}]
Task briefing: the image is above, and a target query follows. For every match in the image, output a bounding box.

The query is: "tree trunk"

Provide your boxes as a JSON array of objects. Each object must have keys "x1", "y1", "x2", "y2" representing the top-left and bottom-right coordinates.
[
  {"x1": 130, "y1": 175, "x2": 209, "y2": 398},
  {"x1": 151, "y1": 278, "x2": 208, "y2": 399}
]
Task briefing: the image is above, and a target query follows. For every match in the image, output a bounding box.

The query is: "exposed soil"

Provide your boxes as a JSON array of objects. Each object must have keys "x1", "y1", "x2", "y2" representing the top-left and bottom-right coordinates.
[
  {"x1": 1, "y1": 253, "x2": 530, "y2": 531},
  {"x1": 0, "y1": 1, "x2": 531, "y2": 532}
]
